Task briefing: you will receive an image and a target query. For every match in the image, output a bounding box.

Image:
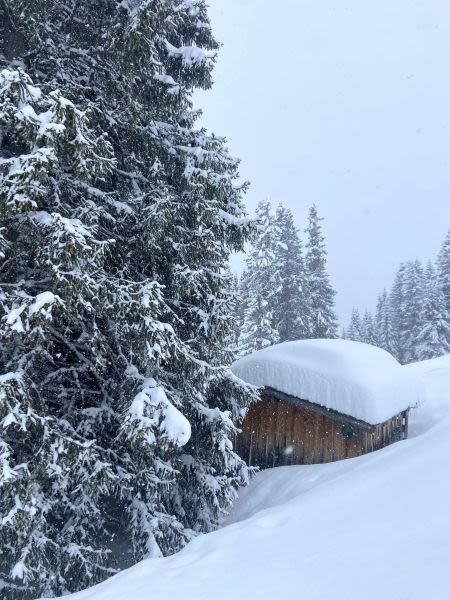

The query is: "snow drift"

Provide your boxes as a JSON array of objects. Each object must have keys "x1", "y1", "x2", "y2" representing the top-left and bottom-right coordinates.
[{"x1": 232, "y1": 339, "x2": 419, "y2": 424}]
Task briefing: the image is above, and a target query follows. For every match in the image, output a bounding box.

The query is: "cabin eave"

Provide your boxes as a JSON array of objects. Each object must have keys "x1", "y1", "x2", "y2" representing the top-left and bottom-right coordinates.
[{"x1": 263, "y1": 386, "x2": 378, "y2": 432}]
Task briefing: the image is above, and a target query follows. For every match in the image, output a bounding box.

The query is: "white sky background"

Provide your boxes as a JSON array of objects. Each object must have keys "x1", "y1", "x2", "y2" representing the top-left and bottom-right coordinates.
[{"x1": 194, "y1": 0, "x2": 450, "y2": 326}]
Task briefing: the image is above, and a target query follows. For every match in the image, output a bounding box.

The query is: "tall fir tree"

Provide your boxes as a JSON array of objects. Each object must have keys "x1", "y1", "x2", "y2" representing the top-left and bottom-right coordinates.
[
  {"x1": 0, "y1": 2, "x2": 256, "y2": 597},
  {"x1": 437, "y1": 228, "x2": 450, "y2": 312},
  {"x1": 346, "y1": 308, "x2": 363, "y2": 341},
  {"x1": 417, "y1": 262, "x2": 450, "y2": 360},
  {"x1": 401, "y1": 260, "x2": 425, "y2": 364},
  {"x1": 390, "y1": 263, "x2": 407, "y2": 363},
  {"x1": 304, "y1": 205, "x2": 338, "y2": 339},
  {"x1": 272, "y1": 204, "x2": 309, "y2": 342},
  {"x1": 375, "y1": 289, "x2": 396, "y2": 356},
  {"x1": 239, "y1": 201, "x2": 281, "y2": 353},
  {"x1": 361, "y1": 310, "x2": 376, "y2": 345}
]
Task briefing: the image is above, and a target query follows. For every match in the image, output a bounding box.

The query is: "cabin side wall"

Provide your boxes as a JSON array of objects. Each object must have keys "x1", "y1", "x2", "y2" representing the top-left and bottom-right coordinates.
[
  {"x1": 236, "y1": 393, "x2": 408, "y2": 469},
  {"x1": 345, "y1": 410, "x2": 408, "y2": 458},
  {"x1": 236, "y1": 396, "x2": 349, "y2": 468}
]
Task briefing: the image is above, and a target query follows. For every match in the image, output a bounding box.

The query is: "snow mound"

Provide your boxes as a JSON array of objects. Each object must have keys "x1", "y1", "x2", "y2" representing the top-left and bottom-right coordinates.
[
  {"x1": 405, "y1": 354, "x2": 450, "y2": 436},
  {"x1": 41, "y1": 356, "x2": 450, "y2": 600},
  {"x1": 232, "y1": 339, "x2": 419, "y2": 425}
]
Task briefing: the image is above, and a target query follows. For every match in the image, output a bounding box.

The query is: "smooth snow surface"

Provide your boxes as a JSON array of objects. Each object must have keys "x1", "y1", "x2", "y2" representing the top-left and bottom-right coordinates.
[
  {"x1": 231, "y1": 339, "x2": 418, "y2": 424},
  {"x1": 42, "y1": 355, "x2": 450, "y2": 600}
]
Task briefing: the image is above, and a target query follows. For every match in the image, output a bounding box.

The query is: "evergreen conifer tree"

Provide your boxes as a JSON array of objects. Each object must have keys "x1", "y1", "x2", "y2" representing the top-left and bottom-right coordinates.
[
  {"x1": 374, "y1": 289, "x2": 396, "y2": 355},
  {"x1": 239, "y1": 201, "x2": 281, "y2": 353},
  {"x1": 272, "y1": 204, "x2": 309, "y2": 341},
  {"x1": 401, "y1": 260, "x2": 425, "y2": 364},
  {"x1": 304, "y1": 205, "x2": 337, "y2": 338},
  {"x1": 346, "y1": 308, "x2": 363, "y2": 341},
  {"x1": 362, "y1": 310, "x2": 376, "y2": 345},
  {"x1": 417, "y1": 262, "x2": 450, "y2": 360},
  {"x1": 0, "y1": 2, "x2": 255, "y2": 597},
  {"x1": 437, "y1": 228, "x2": 450, "y2": 311},
  {"x1": 390, "y1": 263, "x2": 407, "y2": 363}
]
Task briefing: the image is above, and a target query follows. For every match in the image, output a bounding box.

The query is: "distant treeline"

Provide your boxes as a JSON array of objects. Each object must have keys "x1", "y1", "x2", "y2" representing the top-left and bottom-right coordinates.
[{"x1": 344, "y1": 231, "x2": 450, "y2": 363}]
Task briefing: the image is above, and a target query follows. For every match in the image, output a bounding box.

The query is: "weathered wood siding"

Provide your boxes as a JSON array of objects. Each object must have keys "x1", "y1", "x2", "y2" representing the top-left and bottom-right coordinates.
[{"x1": 236, "y1": 390, "x2": 409, "y2": 468}]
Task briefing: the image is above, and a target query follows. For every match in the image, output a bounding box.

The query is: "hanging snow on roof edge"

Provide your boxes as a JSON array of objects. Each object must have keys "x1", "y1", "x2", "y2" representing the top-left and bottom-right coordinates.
[{"x1": 231, "y1": 339, "x2": 420, "y2": 425}]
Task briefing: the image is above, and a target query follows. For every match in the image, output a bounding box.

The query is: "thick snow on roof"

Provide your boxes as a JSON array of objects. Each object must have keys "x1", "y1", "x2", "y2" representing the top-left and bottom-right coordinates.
[{"x1": 232, "y1": 339, "x2": 419, "y2": 425}]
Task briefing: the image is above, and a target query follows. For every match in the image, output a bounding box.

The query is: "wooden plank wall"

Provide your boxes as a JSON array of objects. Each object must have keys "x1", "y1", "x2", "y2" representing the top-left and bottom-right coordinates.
[{"x1": 235, "y1": 393, "x2": 408, "y2": 469}]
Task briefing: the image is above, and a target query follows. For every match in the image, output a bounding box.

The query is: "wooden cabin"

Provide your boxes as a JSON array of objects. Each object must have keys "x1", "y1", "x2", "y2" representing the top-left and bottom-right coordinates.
[
  {"x1": 232, "y1": 339, "x2": 415, "y2": 469},
  {"x1": 236, "y1": 387, "x2": 409, "y2": 468}
]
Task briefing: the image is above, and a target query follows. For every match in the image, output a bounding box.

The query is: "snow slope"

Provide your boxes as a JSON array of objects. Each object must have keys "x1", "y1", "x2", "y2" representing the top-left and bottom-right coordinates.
[
  {"x1": 231, "y1": 339, "x2": 418, "y2": 424},
  {"x1": 41, "y1": 357, "x2": 450, "y2": 600}
]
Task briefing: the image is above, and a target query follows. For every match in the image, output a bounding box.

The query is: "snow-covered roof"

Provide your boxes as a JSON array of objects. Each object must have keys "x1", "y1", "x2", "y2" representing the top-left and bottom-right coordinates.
[{"x1": 232, "y1": 339, "x2": 419, "y2": 425}]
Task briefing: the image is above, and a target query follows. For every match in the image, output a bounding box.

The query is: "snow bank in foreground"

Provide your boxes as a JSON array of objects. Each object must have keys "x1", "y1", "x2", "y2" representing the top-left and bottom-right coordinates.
[
  {"x1": 41, "y1": 356, "x2": 450, "y2": 600},
  {"x1": 232, "y1": 339, "x2": 419, "y2": 424}
]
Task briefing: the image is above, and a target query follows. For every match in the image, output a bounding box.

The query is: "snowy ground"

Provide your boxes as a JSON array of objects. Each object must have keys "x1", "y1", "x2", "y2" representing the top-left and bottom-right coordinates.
[{"x1": 42, "y1": 356, "x2": 450, "y2": 600}]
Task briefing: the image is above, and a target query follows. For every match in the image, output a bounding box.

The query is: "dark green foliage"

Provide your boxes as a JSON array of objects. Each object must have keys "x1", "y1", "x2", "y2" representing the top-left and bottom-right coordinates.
[{"x1": 0, "y1": 2, "x2": 256, "y2": 597}]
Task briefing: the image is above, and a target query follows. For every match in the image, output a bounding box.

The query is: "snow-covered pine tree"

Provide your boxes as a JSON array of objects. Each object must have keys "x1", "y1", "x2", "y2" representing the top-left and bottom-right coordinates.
[
  {"x1": 390, "y1": 263, "x2": 408, "y2": 363},
  {"x1": 272, "y1": 204, "x2": 309, "y2": 342},
  {"x1": 0, "y1": 2, "x2": 255, "y2": 597},
  {"x1": 345, "y1": 308, "x2": 363, "y2": 341},
  {"x1": 375, "y1": 289, "x2": 396, "y2": 356},
  {"x1": 361, "y1": 311, "x2": 376, "y2": 345},
  {"x1": 401, "y1": 260, "x2": 425, "y2": 364},
  {"x1": 304, "y1": 205, "x2": 338, "y2": 338},
  {"x1": 437, "y1": 228, "x2": 450, "y2": 312},
  {"x1": 416, "y1": 261, "x2": 450, "y2": 360},
  {"x1": 239, "y1": 201, "x2": 281, "y2": 353}
]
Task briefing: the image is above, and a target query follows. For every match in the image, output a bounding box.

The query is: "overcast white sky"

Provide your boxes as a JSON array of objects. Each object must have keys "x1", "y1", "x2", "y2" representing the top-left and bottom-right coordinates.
[{"x1": 195, "y1": 0, "x2": 450, "y2": 325}]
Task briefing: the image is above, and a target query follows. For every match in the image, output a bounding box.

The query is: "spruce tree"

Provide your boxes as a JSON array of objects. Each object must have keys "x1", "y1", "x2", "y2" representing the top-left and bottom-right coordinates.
[
  {"x1": 0, "y1": 2, "x2": 255, "y2": 597},
  {"x1": 239, "y1": 201, "x2": 281, "y2": 353},
  {"x1": 362, "y1": 310, "x2": 376, "y2": 345},
  {"x1": 375, "y1": 289, "x2": 396, "y2": 356},
  {"x1": 437, "y1": 228, "x2": 450, "y2": 312},
  {"x1": 346, "y1": 308, "x2": 363, "y2": 341},
  {"x1": 273, "y1": 204, "x2": 309, "y2": 342},
  {"x1": 401, "y1": 260, "x2": 425, "y2": 364},
  {"x1": 304, "y1": 205, "x2": 337, "y2": 338},
  {"x1": 417, "y1": 262, "x2": 450, "y2": 360},
  {"x1": 390, "y1": 263, "x2": 407, "y2": 363}
]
